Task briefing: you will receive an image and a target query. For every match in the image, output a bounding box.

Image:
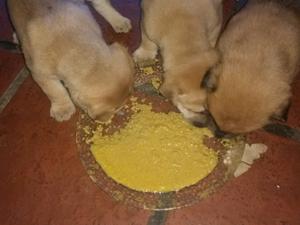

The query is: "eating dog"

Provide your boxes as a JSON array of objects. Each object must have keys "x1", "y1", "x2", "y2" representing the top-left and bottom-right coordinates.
[
  {"x1": 7, "y1": 0, "x2": 134, "y2": 121},
  {"x1": 133, "y1": 0, "x2": 223, "y2": 124},
  {"x1": 207, "y1": 1, "x2": 300, "y2": 135}
]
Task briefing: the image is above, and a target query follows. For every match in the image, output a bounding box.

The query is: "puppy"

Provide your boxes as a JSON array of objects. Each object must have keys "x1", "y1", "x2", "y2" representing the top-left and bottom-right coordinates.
[
  {"x1": 133, "y1": 0, "x2": 223, "y2": 124},
  {"x1": 7, "y1": 0, "x2": 134, "y2": 121},
  {"x1": 208, "y1": 1, "x2": 300, "y2": 135}
]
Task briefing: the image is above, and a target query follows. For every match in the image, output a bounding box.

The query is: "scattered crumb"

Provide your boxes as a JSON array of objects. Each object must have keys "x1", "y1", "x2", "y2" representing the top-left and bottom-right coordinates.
[
  {"x1": 83, "y1": 126, "x2": 91, "y2": 135},
  {"x1": 141, "y1": 66, "x2": 154, "y2": 75},
  {"x1": 151, "y1": 77, "x2": 162, "y2": 89},
  {"x1": 130, "y1": 96, "x2": 138, "y2": 102}
]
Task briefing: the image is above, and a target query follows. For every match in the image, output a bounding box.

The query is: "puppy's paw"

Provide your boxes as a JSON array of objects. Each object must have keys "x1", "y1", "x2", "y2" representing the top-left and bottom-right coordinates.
[
  {"x1": 50, "y1": 102, "x2": 76, "y2": 122},
  {"x1": 111, "y1": 16, "x2": 132, "y2": 33},
  {"x1": 133, "y1": 46, "x2": 158, "y2": 65}
]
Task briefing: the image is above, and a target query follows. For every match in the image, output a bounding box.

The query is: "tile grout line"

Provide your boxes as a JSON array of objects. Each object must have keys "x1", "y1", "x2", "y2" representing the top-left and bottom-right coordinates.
[
  {"x1": 0, "y1": 67, "x2": 29, "y2": 113},
  {"x1": 146, "y1": 186, "x2": 174, "y2": 225},
  {"x1": 147, "y1": 210, "x2": 169, "y2": 225},
  {"x1": 263, "y1": 123, "x2": 300, "y2": 143}
]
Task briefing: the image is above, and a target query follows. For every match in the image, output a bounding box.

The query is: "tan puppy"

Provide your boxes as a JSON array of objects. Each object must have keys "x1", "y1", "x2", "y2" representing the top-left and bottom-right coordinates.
[
  {"x1": 7, "y1": 0, "x2": 134, "y2": 121},
  {"x1": 133, "y1": 0, "x2": 223, "y2": 124},
  {"x1": 208, "y1": 1, "x2": 300, "y2": 135}
]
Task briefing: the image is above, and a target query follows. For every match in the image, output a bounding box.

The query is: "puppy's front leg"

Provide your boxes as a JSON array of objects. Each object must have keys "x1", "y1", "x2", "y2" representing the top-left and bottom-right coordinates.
[
  {"x1": 89, "y1": 0, "x2": 131, "y2": 33},
  {"x1": 133, "y1": 28, "x2": 158, "y2": 65},
  {"x1": 32, "y1": 74, "x2": 75, "y2": 121}
]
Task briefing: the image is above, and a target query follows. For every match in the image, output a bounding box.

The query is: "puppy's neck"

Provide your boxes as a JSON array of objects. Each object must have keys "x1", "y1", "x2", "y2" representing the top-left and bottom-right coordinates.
[
  {"x1": 162, "y1": 39, "x2": 211, "y2": 70},
  {"x1": 163, "y1": 47, "x2": 210, "y2": 71}
]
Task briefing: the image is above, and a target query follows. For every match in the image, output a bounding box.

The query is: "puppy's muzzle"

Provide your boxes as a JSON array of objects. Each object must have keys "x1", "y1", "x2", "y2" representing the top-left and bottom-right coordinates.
[
  {"x1": 192, "y1": 110, "x2": 210, "y2": 128},
  {"x1": 214, "y1": 128, "x2": 228, "y2": 138},
  {"x1": 201, "y1": 111, "x2": 235, "y2": 139}
]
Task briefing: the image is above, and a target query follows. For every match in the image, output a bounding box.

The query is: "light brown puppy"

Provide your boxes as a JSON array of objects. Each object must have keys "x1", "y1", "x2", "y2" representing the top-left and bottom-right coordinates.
[
  {"x1": 8, "y1": 0, "x2": 134, "y2": 121},
  {"x1": 208, "y1": 1, "x2": 300, "y2": 134},
  {"x1": 133, "y1": 0, "x2": 223, "y2": 124}
]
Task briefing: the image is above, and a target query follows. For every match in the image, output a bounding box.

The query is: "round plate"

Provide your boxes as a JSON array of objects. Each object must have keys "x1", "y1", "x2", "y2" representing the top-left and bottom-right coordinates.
[{"x1": 76, "y1": 59, "x2": 246, "y2": 210}]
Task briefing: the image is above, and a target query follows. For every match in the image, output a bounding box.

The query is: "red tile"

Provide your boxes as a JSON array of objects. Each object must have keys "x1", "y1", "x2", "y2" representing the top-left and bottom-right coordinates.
[
  {"x1": 0, "y1": 77, "x2": 150, "y2": 225},
  {"x1": 166, "y1": 132, "x2": 300, "y2": 225},
  {"x1": 0, "y1": 51, "x2": 24, "y2": 96}
]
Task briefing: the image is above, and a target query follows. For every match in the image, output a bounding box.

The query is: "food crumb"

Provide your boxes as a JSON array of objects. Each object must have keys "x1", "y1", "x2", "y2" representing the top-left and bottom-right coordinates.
[
  {"x1": 141, "y1": 66, "x2": 154, "y2": 75},
  {"x1": 151, "y1": 77, "x2": 162, "y2": 89}
]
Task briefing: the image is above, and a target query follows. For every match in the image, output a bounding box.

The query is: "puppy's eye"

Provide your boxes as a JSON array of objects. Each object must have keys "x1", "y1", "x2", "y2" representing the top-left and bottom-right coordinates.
[
  {"x1": 200, "y1": 69, "x2": 217, "y2": 92},
  {"x1": 201, "y1": 69, "x2": 212, "y2": 88}
]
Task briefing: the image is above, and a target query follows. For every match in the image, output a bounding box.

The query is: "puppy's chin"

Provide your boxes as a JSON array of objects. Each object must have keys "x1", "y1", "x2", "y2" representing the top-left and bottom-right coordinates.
[
  {"x1": 83, "y1": 102, "x2": 112, "y2": 121},
  {"x1": 176, "y1": 102, "x2": 208, "y2": 126},
  {"x1": 87, "y1": 109, "x2": 113, "y2": 122}
]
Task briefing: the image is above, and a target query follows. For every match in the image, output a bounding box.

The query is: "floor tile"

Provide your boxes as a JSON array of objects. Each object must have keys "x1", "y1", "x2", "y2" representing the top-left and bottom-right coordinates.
[
  {"x1": 166, "y1": 132, "x2": 300, "y2": 225},
  {"x1": 0, "y1": 77, "x2": 150, "y2": 225},
  {"x1": 0, "y1": 51, "x2": 24, "y2": 96}
]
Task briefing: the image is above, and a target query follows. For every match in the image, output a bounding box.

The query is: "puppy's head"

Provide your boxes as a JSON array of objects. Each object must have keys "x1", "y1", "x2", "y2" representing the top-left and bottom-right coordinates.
[
  {"x1": 208, "y1": 69, "x2": 292, "y2": 135},
  {"x1": 160, "y1": 49, "x2": 220, "y2": 125},
  {"x1": 75, "y1": 43, "x2": 134, "y2": 121},
  {"x1": 85, "y1": 87, "x2": 131, "y2": 122}
]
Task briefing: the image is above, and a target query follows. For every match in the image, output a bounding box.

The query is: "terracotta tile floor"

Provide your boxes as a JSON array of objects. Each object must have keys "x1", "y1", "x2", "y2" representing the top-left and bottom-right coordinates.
[{"x1": 1, "y1": 1, "x2": 300, "y2": 225}]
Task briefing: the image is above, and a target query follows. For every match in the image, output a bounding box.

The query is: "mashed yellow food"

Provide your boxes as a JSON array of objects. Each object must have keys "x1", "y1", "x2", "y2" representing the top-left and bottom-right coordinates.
[{"x1": 90, "y1": 104, "x2": 218, "y2": 192}]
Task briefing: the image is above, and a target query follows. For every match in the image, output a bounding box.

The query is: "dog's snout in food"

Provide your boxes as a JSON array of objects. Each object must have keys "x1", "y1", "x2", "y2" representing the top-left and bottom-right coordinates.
[{"x1": 214, "y1": 129, "x2": 227, "y2": 138}]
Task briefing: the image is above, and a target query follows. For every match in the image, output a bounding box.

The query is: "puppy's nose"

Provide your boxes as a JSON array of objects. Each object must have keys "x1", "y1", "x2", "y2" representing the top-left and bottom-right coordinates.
[
  {"x1": 191, "y1": 110, "x2": 209, "y2": 128},
  {"x1": 214, "y1": 129, "x2": 227, "y2": 138}
]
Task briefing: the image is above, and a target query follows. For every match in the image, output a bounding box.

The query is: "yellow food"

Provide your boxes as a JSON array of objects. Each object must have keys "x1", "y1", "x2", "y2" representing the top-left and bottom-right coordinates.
[
  {"x1": 141, "y1": 66, "x2": 154, "y2": 75},
  {"x1": 151, "y1": 77, "x2": 161, "y2": 89},
  {"x1": 90, "y1": 104, "x2": 218, "y2": 192}
]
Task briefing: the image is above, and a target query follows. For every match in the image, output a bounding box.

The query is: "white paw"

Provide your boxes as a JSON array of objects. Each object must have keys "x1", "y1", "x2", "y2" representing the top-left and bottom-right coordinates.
[
  {"x1": 133, "y1": 46, "x2": 157, "y2": 64},
  {"x1": 111, "y1": 16, "x2": 132, "y2": 33},
  {"x1": 50, "y1": 102, "x2": 76, "y2": 122}
]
